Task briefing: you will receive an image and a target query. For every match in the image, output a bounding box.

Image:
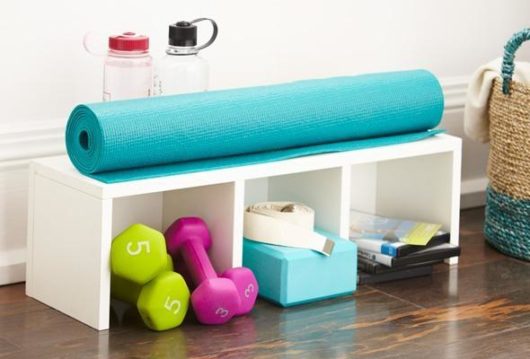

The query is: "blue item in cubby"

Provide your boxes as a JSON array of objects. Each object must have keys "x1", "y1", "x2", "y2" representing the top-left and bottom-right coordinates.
[{"x1": 243, "y1": 230, "x2": 357, "y2": 307}]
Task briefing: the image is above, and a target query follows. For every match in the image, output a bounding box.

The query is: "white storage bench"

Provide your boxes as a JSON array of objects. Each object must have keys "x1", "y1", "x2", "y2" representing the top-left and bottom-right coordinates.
[{"x1": 26, "y1": 134, "x2": 462, "y2": 330}]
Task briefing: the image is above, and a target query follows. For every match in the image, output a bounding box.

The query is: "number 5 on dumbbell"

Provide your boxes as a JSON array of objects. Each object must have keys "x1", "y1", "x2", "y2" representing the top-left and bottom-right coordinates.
[
  {"x1": 164, "y1": 296, "x2": 182, "y2": 314},
  {"x1": 126, "y1": 240, "x2": 151, "y2": 256},
  {"x1": 112, "y1": 224, "x2": 167, "y2": 284}
]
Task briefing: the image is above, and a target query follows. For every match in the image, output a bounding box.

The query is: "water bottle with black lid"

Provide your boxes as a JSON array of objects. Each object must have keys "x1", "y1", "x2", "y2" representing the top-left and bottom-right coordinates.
[{"x1": 155, "y1": 18, "x2": 218, "y2": 96}]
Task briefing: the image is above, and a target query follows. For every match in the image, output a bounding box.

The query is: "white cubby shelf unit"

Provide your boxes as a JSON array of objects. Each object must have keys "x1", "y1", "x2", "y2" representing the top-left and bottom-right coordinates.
[{"x1": 26, "y1": 134, "x2": 462, "y2": 330}]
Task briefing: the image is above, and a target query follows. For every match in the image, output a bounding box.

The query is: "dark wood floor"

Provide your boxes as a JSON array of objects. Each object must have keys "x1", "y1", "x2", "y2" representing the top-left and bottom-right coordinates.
[{"x1": 1, "y1": 207, "x2": 530, "y2": 358}]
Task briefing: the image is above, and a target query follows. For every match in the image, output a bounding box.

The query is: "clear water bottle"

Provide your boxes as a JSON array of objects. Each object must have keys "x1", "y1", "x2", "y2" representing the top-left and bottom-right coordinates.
[
  {"x1": 155, "y1": 19, "x2": 218, "y2": 96},
  {"x1": 103, "y1": 32, "x2": 153, "y2": 101}
]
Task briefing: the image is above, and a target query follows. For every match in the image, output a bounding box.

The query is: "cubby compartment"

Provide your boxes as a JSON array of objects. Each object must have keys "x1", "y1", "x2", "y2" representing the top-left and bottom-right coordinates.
[
  {"x1": 244, "y1": 167, "x2": 349, "y2": 236},
  {"x1": 112, "y1": 181, "x2": 243, "y2": 273},
  {"x1": 348, "y1": 151, "x2": 460, "y2": 263}
]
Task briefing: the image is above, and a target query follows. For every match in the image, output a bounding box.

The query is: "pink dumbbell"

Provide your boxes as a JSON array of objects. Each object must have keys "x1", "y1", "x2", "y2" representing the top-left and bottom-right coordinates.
[{"x1": 165, "y1": 217, "x2": 258, "y2": 325}]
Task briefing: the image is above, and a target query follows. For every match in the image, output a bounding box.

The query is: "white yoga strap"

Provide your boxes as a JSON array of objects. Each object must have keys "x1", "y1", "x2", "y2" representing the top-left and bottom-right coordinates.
[{"x1": 243, "y1": 202, "x2": 335, "y2": 256}]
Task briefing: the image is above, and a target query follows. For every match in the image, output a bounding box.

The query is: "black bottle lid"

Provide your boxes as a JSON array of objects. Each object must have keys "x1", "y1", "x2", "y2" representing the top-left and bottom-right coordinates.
[{"x1": 168, "y1": 21, "x2": 197, "y2": 47}]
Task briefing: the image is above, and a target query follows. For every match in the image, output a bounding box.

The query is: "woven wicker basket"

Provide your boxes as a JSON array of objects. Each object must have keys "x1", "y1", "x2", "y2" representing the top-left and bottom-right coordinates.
[
  {"x1": 485, "y1": 186, "x2": 530, "y2": 259},
  {"x1": 485, "y1": 28, "x2": 530, "y2": 261}
]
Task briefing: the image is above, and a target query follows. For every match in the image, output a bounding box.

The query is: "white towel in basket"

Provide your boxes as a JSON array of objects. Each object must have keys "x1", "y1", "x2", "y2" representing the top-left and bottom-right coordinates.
[{"x1": 464, "y1": 58, "x2": 530, "y2": 143}]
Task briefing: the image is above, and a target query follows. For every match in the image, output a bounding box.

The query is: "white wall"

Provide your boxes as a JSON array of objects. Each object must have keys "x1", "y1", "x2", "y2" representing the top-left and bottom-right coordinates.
[
  {"x1": 1, "y1": 0, "x2": 529, "y2": 123},
  {"x1": 1, "y1": 0, "x2": 530, "y2": 283}
]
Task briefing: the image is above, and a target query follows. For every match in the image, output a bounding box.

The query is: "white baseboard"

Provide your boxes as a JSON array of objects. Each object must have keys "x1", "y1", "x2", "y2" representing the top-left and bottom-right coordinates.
[
  {"x1": 0, "y1": 77, "x2": 479, "y2": 285},
  {"x1": 461, "y1": 177, "x2": 488, "y2": 209},
  {"x1": 0, "y1": 264, "x2": 25, "y2": 286},
  {"x1": 0, "y1": 121, "x2": 64, "y2": 285},
  {"x1": 0, "y1": 249, "x2": 26, "y2": 285},
  {"x1": 0, "y1": 120, "x2": 65, "y2": 164},
  {"x1": 440, "y1": 76, "x2": 468, "y2": 112}
]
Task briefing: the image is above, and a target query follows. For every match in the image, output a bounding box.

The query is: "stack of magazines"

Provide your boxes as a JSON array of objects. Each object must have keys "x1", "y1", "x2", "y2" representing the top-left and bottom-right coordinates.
[{"x1": 350, "y1": 210, "x2": 461, "y2": 285}]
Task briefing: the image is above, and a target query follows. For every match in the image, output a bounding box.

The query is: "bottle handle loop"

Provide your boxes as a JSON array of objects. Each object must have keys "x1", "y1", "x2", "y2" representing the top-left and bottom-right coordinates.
[
  {"x1": 190, "y1": 18, "x2": 218, "y2": 51},
  {"x1": 83, "y1": 31, "x2": 107, "y2": 57}
]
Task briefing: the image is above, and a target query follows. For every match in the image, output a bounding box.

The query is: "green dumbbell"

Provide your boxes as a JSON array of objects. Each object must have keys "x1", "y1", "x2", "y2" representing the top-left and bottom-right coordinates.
[
  {"x1": 111, "y1": 224, "x2": 168, "y2": 285},
  {"x1": 110, "y1": 224, "x2": 190, "y2": 331},
  {"x1": 111, "y1": 254, "x2": 174, "y2": 304},
  {"x1": 137, "y1": 271, "x2": 190, "y2": 331},
  {"x1": 112, "y1": 253, "x2": 190, "y2": 330}
]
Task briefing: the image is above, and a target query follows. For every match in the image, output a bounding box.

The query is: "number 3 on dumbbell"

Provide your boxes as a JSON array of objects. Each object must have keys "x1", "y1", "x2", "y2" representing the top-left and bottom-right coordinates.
[
  {"x1": 244, "y1": 283, "x2": 255, "y2": 298},
  {"x1": 126, "y1": 241, "x2": 151, "y2": 256},
  {"x1": 215, "y1": 307, "x2": 229, "y2": 318},
  {"x1": 164, "y1": 296, "x2": 181, "y2": 315}
]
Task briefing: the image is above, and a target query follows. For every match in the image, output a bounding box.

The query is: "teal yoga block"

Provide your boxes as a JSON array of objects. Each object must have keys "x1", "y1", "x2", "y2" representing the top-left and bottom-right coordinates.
[{"x1": 243, "y1": 231, "x2": 357, "y2": 307}]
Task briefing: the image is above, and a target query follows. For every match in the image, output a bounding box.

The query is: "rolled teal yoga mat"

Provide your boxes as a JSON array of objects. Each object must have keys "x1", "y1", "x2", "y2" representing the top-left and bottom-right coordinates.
[{"x1": 66, "y1": 70, "x2": 444, "y2": 183}]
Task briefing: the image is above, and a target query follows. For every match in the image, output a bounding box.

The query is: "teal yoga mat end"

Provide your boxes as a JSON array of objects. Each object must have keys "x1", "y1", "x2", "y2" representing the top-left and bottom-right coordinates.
[
  {"x1": 65, "y1": 70, "x2": 445, "y2": 183},
  {"x1": 65, "y1": 104, "x2": 103, "y2": 174}
]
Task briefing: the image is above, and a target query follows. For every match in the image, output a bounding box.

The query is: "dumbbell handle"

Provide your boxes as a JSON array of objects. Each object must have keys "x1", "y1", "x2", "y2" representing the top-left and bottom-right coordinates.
[{"x1": 180, "y1": 239, "x2": 218, "y2": 285}]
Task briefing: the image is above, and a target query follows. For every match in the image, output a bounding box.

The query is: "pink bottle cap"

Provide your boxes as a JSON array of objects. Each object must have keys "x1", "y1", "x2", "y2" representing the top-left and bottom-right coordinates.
[{"x1": 108, "y1": 32, "x2": 149, "y2": 52}]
